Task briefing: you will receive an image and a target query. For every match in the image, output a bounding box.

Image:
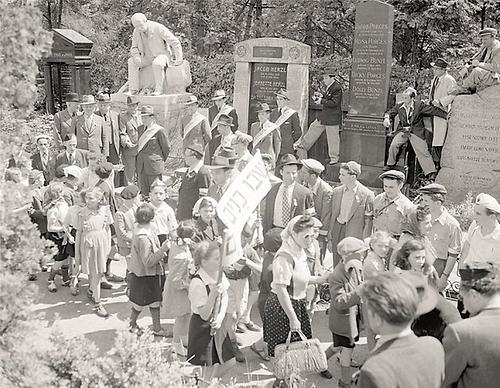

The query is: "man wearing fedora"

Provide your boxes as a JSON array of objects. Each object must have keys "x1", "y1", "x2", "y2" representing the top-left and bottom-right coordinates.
[
  {"x1": 426, "y1": 58, "x2": 456, "y2": 166},
  {"x1": 177, "y1": 143, "x2": 211, "y2": 221},
  {"x1": 207, "y1": 146, "x2": 238, "y2": 202},
  {"x1": 96, "y1": 93, "x2": 122, "y2": 166},
  {"x1": 208, "y1": 89, "x2": 239, "y2": 135},
  {"x1": 327, "y1": 161, "x2": 374, "y2": 266},
  {"x1": 271, "y1": 89, "x2": 301, "y2": 161},
  {"x1": 452, "y1": 28, "x2": 500, "y2": 94},
  {"x1": 31, "y1": 134, "x2": 55, "y2": 185},
  {"x1": 443, "y1": 261, "x2": 500, "y2": 388},
  {"x1": 135, "y1": 105, "x2": 170, "y2": 195},
  {"x1": 72, "y1": 95, "x2": 109, "y2": 157},
  {"x1": 296, "y1": 67, "x2": 342, "y2": 165},
  {"x1": 206, "y1": 114, "x2": 236, "y2": 164},
  {"x1": 373, "y1": 170, "x2": 414, "y2": 239},
  {"x1": 128, "y1": 13, "x2": 183, "y2": 96},
  {"x1": 119, "y1": 96, "x2": 142, "y2": 184},
  {"x1": 53, "y1": 92, "x2": 80, "y2": 148},
  {"x1": 181, "y1": 95, "x2": 211, "y2": 152},
  {"x1": 251, "y1": 103, "x2": 281, "y2": 164},
  {"x1": 262, "y1": 154, "x2": 314, "y2": 233}
]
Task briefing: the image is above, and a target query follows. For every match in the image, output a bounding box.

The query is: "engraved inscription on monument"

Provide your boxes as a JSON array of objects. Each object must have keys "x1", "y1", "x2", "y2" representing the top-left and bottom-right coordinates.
[{"x1": 248, "y1": 62, "x2": 287, "y2": 126}]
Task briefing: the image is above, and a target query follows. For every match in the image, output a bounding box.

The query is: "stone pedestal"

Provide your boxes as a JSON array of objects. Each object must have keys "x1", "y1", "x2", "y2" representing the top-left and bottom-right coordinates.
[
  {"x1": 436, "y1": 84, "x2": 500, "y2": 202},
  {"x1": 111, "y1": 93, "x2": 191, "y2": 171}
]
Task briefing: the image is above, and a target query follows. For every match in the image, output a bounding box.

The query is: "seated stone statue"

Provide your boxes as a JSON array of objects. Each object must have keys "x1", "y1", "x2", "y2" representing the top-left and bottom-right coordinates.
[
  {"x1": 451, "y1": 28, "x2": 500, "y2": 95},
  {"x1": 127, "y1": 13, "x2": 191, "y2": 96}
]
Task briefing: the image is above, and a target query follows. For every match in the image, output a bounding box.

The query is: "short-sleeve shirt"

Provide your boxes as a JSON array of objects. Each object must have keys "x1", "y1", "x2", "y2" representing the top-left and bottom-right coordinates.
[
  {"x1": 188, "y1": 267, "x2": 230, "y2": 314},
  {"x1": 464, "y1": 222, "x2": 500, "y2": 266},
  {"x1": 373, "y1": 192, "x2": 414, "y2": 237},
  {"x1": 152, "y1": 201, "x2": 178, "y2": 235},
  {"x1": 271, "y1": 250, "x2": 311, "y2": 300},
  {"x1": 427, "y1": 208, "x2": 462, "y2": 260}
]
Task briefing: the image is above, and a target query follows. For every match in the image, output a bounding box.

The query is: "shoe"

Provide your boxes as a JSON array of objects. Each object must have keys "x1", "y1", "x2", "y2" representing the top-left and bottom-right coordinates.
[
  {"x1": 338, "y1": 380, "x2": 351, "y2": 388},
  {"x1": 70, "y1": 276, "x2": 79, "y2": 296},
  {"x1": 48, "y1": 280, "x2": 57, "y2": 292},
  {"x1": 87, "y1": 289, "x2": 94, "y2": 303},
  {"x1": 250, "y1": 344, "x2": 270, "y2": 361},
  {"x1": 383, "y1": 164, "x2": 396, "y2": 172},
  {"x1": 106, "y1": 274, "x2": 124, "y2": 283},
  {"x1": 94, "y1": 304, "x2": 109, "y2": 318},
  {"x1": 231, "y1": 341, "x2": 245, "y2": 363},
  {"x1": 350, "y1": 359, "x2": 362, "y2": 368},
  {"x1": 329, "y1": 159, "x2": 339, "y2": 165},
  {"x1": 61, "y1": 279, "x2": 70, "y2": 287},
  {"x1": 236, "y1": 322, "x2": 248, "y2": 333},
  {"x1": 28, "y1": 274, "x2": 37, "y2": 281},
  {"x1": 245, "y1": 321, "x2": 261, "y2": 332},
  {"x1": 319, "y1": 370, "x2": 333, "y2": 379},
  {"x1": 129, "y1": 325, "x2": 144, "y2": 336},
  {"x1": 100, "y1": 281, "x2": 113, "y2": 290},
  {"x1": 152, "y1": 329, "x2": 171, "y2": 337},
  {"x1": 152, "y1": 91, "x2": 163, "y2": 96},
  {"x1": 41, "y1": 266, "x2": 48, "y2": 272}
]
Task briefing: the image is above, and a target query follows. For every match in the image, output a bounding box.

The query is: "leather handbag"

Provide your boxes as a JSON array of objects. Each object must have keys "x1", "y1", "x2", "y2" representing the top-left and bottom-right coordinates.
[{"x1": 273, "y1": 330, "x2": 328, "y2": 379}]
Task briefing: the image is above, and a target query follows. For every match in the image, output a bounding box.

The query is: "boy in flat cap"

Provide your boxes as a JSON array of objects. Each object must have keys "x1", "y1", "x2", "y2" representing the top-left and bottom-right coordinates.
[
  {"x1": 418, "y1": 183, "x2": 462, "y2": 290},
  {"x1": 115, "y1": 184, "x2": 141, "y2": 258},
  {"x1": 460, "y1": 193, "x2": 500, "y2": 268},
  {"x1": 443, "y1": 262, "x2": 500, "y2": 388},
  {"x1": 327, "y1": 161, "x2": 374, "y2": 266},
  {"x1": 452, "y1": 28, "x2": 500, "y2": 94},
  {"x1": 373, "y1": 170, "x2": 414, "y2": 239}
]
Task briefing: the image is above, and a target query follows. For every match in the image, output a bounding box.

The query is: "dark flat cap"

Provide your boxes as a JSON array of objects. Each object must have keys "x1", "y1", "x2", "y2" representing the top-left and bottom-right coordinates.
[
  {"x1": 460, "y1": 261, "x2": 499, "y2": 283},
  {"x1": 379, "y1": 170, "x2": 405, "y2": 181},
  {"x1": 431, "y1": 58, "x2": 449, "y2": 69},
  {"x1": 418, "y1": 183, "x2": 447, "y2": 195},
  {"x1": 120, "y1": 184, "x2": 140, "y2": 199}
]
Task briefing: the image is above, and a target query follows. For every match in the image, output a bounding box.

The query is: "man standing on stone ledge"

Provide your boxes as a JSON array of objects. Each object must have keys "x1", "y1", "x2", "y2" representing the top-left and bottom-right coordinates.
[
  {"x1": 271, "y1": 89, "x2": 301, "y2": 162},
  {"x1": 208, "y1": 89, "x2": 239, "y2": 136},
  {"x1": 452, "y1": 28, "x2": 500, "y2": 95},
  {"x1": 136, "y1": 105, "x2": 170, "y2": 195},
  {"x1": 128, "y1": 13, "x2": 183, "y2": 96},
  {"x1": 296, "y1": 67, "x2": 342, "y2": 165}
]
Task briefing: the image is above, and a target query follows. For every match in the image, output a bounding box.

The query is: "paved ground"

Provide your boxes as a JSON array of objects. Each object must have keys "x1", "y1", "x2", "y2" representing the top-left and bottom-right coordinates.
[{"x1": 31, "y1": 251, "x2": 374, "y2": 387}]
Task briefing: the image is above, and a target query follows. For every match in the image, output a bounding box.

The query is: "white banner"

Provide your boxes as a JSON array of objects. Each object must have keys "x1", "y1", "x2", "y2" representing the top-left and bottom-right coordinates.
[{"x1": 217, "y1": 150, "x2": 272, "y2": 232}]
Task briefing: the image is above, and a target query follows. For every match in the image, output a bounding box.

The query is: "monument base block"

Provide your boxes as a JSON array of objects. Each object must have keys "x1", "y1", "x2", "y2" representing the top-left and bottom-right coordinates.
[
  {"x1": 436, "y1": 84, "x2": 500, "y2": 202},
  {"x1": 337, "y1": 116, "x2": 387, "y2": 188},
  {"x1": 111, "y1": 93, "x2": 191, "y2": 172}
]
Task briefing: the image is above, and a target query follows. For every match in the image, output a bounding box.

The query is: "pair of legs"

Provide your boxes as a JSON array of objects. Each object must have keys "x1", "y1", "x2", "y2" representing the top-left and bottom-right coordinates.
[
  {"x1": 298, "y1": 120, "x2": 340, "y2": 163},
  {"x1": 129, "y1": 303, "x2": 165, "y2": 334},
  {"x1": 173, "y1": 313, "x2": 191, "y2": 354},
  {"x1": 387, "y1": 132, "x2": 436, "y2": 176},
  {"x1": 138, "y1": 172, "x2": 162, "y2": 197},
  {"x1": 239, "y1": 290, "x2": 260, "y2": 328},
  {"x1": 128, "y1": 54, "x2": 169, "y2": 94},
  {"x1": 461, "y1": 66, "x2": 500, "y2": 92},
  {"x1": 325, "y1": 344, "x2": 355, "y2": 386},
  {"x1": 122, "y1": 153, "x2": 137, "y2": 184}
]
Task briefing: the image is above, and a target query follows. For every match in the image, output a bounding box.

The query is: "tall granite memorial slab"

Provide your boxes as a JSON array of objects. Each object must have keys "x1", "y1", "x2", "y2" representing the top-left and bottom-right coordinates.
[
  {"x1": 233, "y1": 38, "x2": 311, "y2": 133},
  {"x1": 437, "y1": 85, "x2": 500, "y2": 202},
  {"x1": 341, "y1": 1, "x2": 394, "y2": 187}
]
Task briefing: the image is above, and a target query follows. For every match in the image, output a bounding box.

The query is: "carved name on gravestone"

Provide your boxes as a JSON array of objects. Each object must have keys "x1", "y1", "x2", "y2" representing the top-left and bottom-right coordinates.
[
  {"x1": 233, "y1": 38, "x2": 311, "y2": 133},
  {"x1": 340, "y1": 0, "x2": 394, "y2": 187},
  {"x1": 436, "y1": 85, "x2": 500, "y2": 202}
]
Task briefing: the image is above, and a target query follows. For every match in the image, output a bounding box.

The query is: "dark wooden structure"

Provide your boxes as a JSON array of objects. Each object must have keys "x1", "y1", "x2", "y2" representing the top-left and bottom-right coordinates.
[{"x1": 43, "y1": 29, "x2": 93, "y2": 114}]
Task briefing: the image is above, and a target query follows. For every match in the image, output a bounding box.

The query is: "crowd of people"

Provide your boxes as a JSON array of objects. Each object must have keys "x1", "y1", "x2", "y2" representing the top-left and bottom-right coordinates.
[{"x1": 5, "y1": 27, "x2": 500, "y2": 386}]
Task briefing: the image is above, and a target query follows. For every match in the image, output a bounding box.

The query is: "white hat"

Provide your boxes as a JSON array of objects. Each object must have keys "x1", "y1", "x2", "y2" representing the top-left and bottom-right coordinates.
[
  {"x1": 301, "y1": 158, "x2": 325, "y2": 174},
  {"x1": 476, "y1": 193, "x2": 500, "y2": 214},
  {"x1": 63, "y1": 165, "x2": 82, "y2": 180},
  {"x1": 192, "y1": 196, "x2": 218, "y2": 217}
]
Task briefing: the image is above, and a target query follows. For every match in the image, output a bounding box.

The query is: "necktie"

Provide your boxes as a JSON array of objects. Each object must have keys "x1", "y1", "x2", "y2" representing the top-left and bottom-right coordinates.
[
  {"x1": 42, "y1": 152, "x2": 48, "y2": 168},
  {"x1": 282, "y1": 185, "x2": 291, "y2": 226},
  {"x1": 430, "y1": 77, "x2": 439, "y2": 101},
  {"x1": 68, "y1": 153, "x2": 73, "y2": 165},
  {"x1": 408, "y1": 107, "x2": 413, "y2": 124}
]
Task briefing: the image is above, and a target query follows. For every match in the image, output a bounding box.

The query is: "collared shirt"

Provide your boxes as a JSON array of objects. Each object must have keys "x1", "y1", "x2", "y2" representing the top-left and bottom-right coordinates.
[
  {"x1": 187, "y1": 159, "x2": 203, "y2": 175},
  {"x1": 310, "y1": 178, "x2": 321, "y2": 195},
  {"x1": 66, "y1": 152, "x2": 75, "y2": 164},
  {"x1": 151, "y1": 201, "x2": 178, "y2": 236},
  {"x1": 464, "y1": 221, "x2": 500, "y2": 266},
  {"x1": 428, "y1": 207, "x2": 462, "y2": 260},
  {"x1": 273, "y1": 182, "x2": 295, "y2": 228},
  {"x1": 188, "y1": 267, "x2": 230, "y2": 314},
  {"x1": 372, "y1": 327, "x2": 413, "y2": 353},
  {"x1": 337, "y1": 183, "x2": 358, "y2": 224},
  {"x1": 373, "y1": 192, "x2": 414, "y2": 237},
  {"x1": 402, "y1": 101, "x2": 415, "y2": 124}
]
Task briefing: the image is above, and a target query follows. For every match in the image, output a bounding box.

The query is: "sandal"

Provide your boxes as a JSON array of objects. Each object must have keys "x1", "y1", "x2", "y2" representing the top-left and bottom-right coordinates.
[{"x1": 250, "y1": 344, "x2": 270, "y2": 361}]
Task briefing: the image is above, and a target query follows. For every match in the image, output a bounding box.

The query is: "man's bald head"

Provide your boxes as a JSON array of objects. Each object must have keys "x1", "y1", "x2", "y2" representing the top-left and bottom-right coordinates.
[{"x1": 131, "y1": 13, "x2": 148, "y2": 32}]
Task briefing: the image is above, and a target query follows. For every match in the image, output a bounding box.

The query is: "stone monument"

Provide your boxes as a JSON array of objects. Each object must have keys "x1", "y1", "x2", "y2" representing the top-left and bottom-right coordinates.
[
  {"x1": 437, "y1": 84, "x2": 500, "y2": 201},
  {"x1": 233, "y1": 38, "x2": 311, "y2": 133},
  {"x1": 341, "y1": 0, "x2": 394, "y2": 187},
  {"x1": 112, "y1": 13, "x2": 193, "y2": 171}
]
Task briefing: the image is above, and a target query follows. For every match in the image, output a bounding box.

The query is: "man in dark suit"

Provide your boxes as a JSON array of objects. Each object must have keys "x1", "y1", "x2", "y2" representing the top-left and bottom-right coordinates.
[
  {"x1": 136, "y1": 105, "x2": 170, "y2": 195},
  {"x1": 442, "y1": 262, "x2": 500, "y2": 388},
  {"x1": 119, "y1": 96, "x2": 141, "y2": 184},
  {"x1": 357, "y1": 272, "x2": 445, "y2": 388},
  {"x1": 54, "y1": 134, "x2": 89, "y2": 170},
  {"x1": 383, "y1": 87, "x2": 448, "y2": 179},
  {"x1": 53, "y1": 92, "x2": 79, "y2": 149},
  {"x1": 95, "y1": 93, "x2": 121, "y2": 164},
  {"x1": 262, "y1": 154, "x2": 314, "y2": 233},
  {"x1": 270, "y1": 89, "x2": 301, "y2": 161},
  {"x1": 177, "y1": 143, "x2": 211, "y2": 221},
  {"x1": 208, "y1": 89, "x2": 239, "y2": 136},
  {"x1": 327, "y1": 161, "x2": 374, "y2": 266},
  {"x1": 297, "y1": 67, "x2": 342, "y2": 164},
  {"x1": 31, "y1": 135, "x2": 55, "y2": 185},
  {"x1": 72, "y1": 95, "x2": 109, "y2": 157}
]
